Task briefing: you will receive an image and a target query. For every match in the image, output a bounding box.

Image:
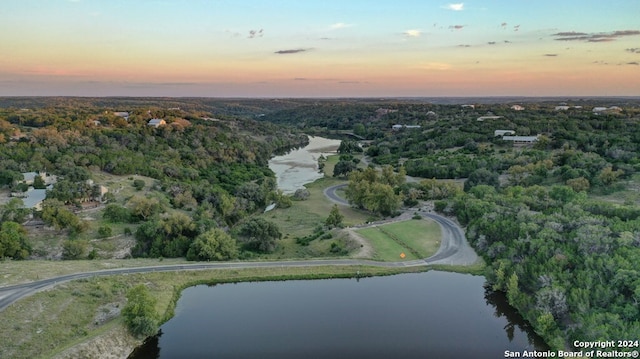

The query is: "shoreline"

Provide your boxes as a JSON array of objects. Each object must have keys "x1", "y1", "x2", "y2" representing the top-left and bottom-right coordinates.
[{"x1": 48, "y1": 265, "x2": 440, "y2": 359}]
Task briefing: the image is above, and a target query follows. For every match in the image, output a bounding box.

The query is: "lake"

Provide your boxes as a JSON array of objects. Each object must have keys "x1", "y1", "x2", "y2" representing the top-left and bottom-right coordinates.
[
  {"x1": 128, "y1": 271, "x2": 547, "y2": 359},
  {"x1": 268, "y1": 136, "x2": 341, "y2": 194}
]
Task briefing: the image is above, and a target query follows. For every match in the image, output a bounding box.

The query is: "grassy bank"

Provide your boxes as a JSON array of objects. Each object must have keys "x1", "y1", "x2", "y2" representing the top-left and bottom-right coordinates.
[
  {"x1": 0, "y1": 265, "x2": 428, "y2": 359},
  {"x1": 357, "y1": 219, "x2": 441, "y2": 262},
  {"x1": 0, "y1": 258, "x2": 191, "y2": 286},
  {"x1": 257, "y1": 177, "x2": 370, "y2": 259}
]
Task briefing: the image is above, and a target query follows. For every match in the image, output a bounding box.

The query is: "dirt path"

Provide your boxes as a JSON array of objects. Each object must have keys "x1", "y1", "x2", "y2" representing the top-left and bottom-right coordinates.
[{"x1": 345, "y1": 228, "x2": 374, "y2": 258}]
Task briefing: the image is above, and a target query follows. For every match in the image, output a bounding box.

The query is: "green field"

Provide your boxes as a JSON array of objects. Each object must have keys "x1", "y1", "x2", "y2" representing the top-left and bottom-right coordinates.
[
  {"x1": 322, "y1": 154, "x2": 340, "y2": 177},
  {"x1": 357, "y1": 219, "x2": 441, "y2": 262},
  {"x1": 258, "y1": 177, "x2": 370, "y2": 259}
]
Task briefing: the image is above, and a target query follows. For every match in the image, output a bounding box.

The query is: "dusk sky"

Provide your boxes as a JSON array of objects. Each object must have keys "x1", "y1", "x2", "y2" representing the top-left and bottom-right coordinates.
[{"x1": 1, "y1": 0, "x2": 639, "y2": 97}]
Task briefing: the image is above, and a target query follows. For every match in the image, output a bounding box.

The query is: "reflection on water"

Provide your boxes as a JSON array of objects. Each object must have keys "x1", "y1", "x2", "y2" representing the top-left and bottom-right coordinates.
[
  {"x1": 485, "y1": 287, "x2": 550, "y2": 350},
  {"x1": 269, "y1": 136, "x2": 341, "y2": 194},
  {"x1": 128, "y1": 272, "x2": 547, "y2": 359}
]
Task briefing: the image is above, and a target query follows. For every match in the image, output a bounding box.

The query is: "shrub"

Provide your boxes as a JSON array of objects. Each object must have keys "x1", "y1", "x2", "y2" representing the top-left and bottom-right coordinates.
[
  {"x1": 434, "y1": 200, "x2": 448, "y2": 213},
  {"x1": 133, "y1": 179, "x2": 145, "y2": 191},
  {"x1": 97, "y1": 226, "x2": 112, "y2": 238},
  {"x1": 122, "y1": 285, "x2": 158, "y2": 338}
]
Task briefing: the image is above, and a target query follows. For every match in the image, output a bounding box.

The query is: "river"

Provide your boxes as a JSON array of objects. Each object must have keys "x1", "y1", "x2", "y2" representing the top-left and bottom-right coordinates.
[
  {"x1": 268, "y1": 136, "x2": 341, "y2": 194},
  {"x1": 128, "y1": 271, "x2": 547, "y2": 359}
]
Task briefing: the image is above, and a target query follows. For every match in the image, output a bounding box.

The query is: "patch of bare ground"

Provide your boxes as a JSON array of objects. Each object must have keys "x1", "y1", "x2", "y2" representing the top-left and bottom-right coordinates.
[
  {"x1": 91, "y1": 235, "x2": 136, "y2": 259},
  {"x1": 344, "y1": 228, "x2": 374, "y2": 258},
  {"x1": 53, "y1": 325, "x2": 140, "y2": 359}
]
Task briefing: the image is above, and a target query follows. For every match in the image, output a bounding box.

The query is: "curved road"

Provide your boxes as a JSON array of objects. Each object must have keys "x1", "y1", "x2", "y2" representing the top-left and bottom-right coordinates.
[
  {"x1": 0, "y1": 185, "x2": 477, "y2": 312},
  {"x1": 324, "y1": 183, "x2": 477, "y2": 266}
]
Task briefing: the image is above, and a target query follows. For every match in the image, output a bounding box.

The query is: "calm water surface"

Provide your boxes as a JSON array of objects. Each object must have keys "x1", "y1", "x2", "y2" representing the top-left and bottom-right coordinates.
[
  {"x1": 268, "y1": 136, "x2": 340, "y2": 194},
  {"x1": 129, "y1": 271, "x2": 546, "y2": 359}
]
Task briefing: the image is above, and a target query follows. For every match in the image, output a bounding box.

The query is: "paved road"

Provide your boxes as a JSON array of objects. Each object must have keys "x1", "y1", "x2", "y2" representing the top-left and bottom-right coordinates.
[
  {"x1": 324, "y1": 183, "x2": 349, "y2": 205},
  {"x1": 0, "y1": 259, "x2": 424, "y2": 312},
  {"x1": 0, "y1": 184, "x2": 477, "y2": 312},
  {"x1": 324, "y1": 183, "x2": 478, "y2": 266}
]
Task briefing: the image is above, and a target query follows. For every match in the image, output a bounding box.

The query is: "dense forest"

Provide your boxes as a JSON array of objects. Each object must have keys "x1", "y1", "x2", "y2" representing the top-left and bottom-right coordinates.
[
  {"x1": 261, "y1": 99, "x2": 640, "y2": 349},
  {"x1": 0, "y1": 98, "x2": 308, "y2": 260}
]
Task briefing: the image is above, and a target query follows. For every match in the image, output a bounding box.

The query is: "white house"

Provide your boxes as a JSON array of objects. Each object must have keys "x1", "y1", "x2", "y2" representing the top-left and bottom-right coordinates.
[
  {"x1": 502, "y1": 135, "x2": 539, "y2": 144},
  {"x1": 147, "y1": 119, "x2": 166, "y2": 127},
  {"x1": 392, "y1": 124, "x2": 421, "y2": 130},
  {"x1": 494, "y1": 130, "x2": 516, "y2": 137},
  {"x1": 511, "y1": 105, "x2": 525, "y2": 111},
  {"x1": 555, "y1": 106, "x2": 570, "y2": 111},
  {"x1": 477, "y1": 116, "x2": 503, "y2": 121}
]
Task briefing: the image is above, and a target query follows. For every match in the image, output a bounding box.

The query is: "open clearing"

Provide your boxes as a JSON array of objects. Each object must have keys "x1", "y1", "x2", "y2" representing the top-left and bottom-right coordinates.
[{"x1": 356, "y1": 219, "x2": 441, "y2": 262}]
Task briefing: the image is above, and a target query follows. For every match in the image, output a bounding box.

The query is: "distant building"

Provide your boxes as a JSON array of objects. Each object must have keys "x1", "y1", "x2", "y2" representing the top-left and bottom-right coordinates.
[
  {"x1": 494, "y1": 130, "x2": 516, "y2": 137},
  {"x1": 147, "y1": 119, "x2": 166, "y2": 127},
  {"x1": 555, "y1": 106, "x2": 570, "y2": 111},
  {"x1": 477, "y1": 116, "x2": 502, "y2": 121},
  {"x1": 13, "y1": 172, "x2": 57, "y2": 210},
  {"x1": 20, "y1": 188, "x2": 48, "y2": 211},
  {"x1": 21, "y1": 172, "x2": 55, "y2": 186},
  {"x1": 593, "y1": 106, "x2": 622, "y2": 114},
  {"x1": 113, "y1": 111, "x2": 130, "y2": 120},
  {"x1": 392, "y1": 124, "x2": 421, "y2": 130},
  {"x1": 502, "y1": 135, "x2": 539, "y2": 144},
  {"x1": 511, "y1": 105, "x2": 525, "y2": 111},
  {"x1": 22, "y1": 172, "x2": 42, "y2": 185},
  {"x1": 461, "y1": 104, "x2": 475, "y2": 109},
  {"x1": 376, "y1": 108, "x2": 398, "y2": 116}
]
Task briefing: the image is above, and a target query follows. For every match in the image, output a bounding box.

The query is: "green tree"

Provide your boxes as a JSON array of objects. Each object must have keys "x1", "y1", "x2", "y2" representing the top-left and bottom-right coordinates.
[
  {"x1": 62, "y1": 239, "x2": 88, "y2": 259},
  {"x1": 103, "y1": 204, "x2": 133, "y2": 223},
  {"x1": 325, "y1": 204, "x2": 344, "y2": 228},
  {"x1": 345, "y1": 167, "x2": 402, "y2": 216},
  {"x1": 32, "y1": 174, "x2": 46, "y2": 189},
  {"x1": 268, "y1": 189, "x2": 292, "y2": 209},
  {"x1": 0, "y1": 169, "x2": 22, "y2": 187},
  {"x1": 337, "y1": 140, "x2": 362, "y2": 154},
  {"x1": 186, "y1": 228, "x2": 238, "y2": 261},
  {"x1": 237, "y1": 217, "x2": 282, "y2": 253},
  {"x1": 97, "y1": 226, "x2": 112, "y2": 238},
  {"x1": 597, "y1": 166, "x2": 623, "y2": 186},
  {"x1": 132, "y1": 179, "x2": 145, "y2": 191},
  {"x1": 0, "y1": 221, "x2": 31, "y2": 259},
  {"x1": 122, "y1": 285, "x2": 158, "y2": 338},
  {"x1": 566, "y1": 177, "x2": 590, "y2": 192},
  {"x1": 333, "y1": 160, "x2": 357, "y2": 177},
  {"x1": 367, "y1": 182, "x2": 401, "y2": 216},
  {"x1": 41, "y1": 199, "x2": 86, "y2": 233},
  {"x1": 0, "y1": 198, "x2": 29, "y2": 223},
  {"x1": 129, "y1": 196, "x2": 162, "y2": 220},
  {"x1": 464, "y1": 168, "x2": 499, "y2": 191}
]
